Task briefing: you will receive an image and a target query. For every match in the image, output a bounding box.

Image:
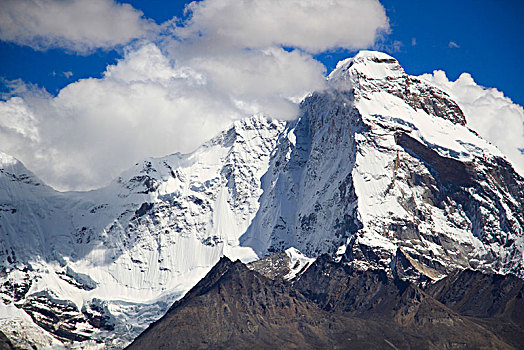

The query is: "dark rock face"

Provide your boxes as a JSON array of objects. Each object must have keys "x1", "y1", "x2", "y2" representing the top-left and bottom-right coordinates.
[
  {"x1": 247, "y1": 250, "x2": 292, "y2": 280},
  {"x1": 21, "y1": 292, "x2": 95, "y2": 342},
  {"x1": 294, "y1": 255, "x2": 413, "y2": 315},
  {"x1": 396, "y1": 132, "x2": 476, "y2": 187},
  {"x1": 0, "y1": 270, "x2": 31, "y2": 303},
  {"x1": 425, "y1": 269, "x2": 524, "y2": 349},
  {"x1": 391, "y1": 247, "x2": 446, "y2": 282},
  {"x1": 0, "y1": 331, "x2": 15, "y2": 350},
  {"x1": 294, "y1": 256, "x2": 522, "y2": 348},
  {"x1": 81, "y1": 298, "x2": 115, "y2": 331},
  {"x1": 127, "y1": 256, "x2": 518, "y2": 349},
  {"x1": 426, "y1": 269, "x2": 524, "y2": 319},
  {"x1": 401, "y1": 76, "x2": 467, "y2": 126}
]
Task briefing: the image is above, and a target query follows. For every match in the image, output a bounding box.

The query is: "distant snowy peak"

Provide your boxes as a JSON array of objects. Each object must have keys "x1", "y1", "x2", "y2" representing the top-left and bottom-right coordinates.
[
  {"x1": 0, "y1": 151, "x2": 45, "y2": 188},
  {"x1": 328, "y1": 50, "x2": 466, "y2": 127},
  {"x1": 328, "y1": 50, "x2": 404, "y2": 83},
  {"x1": 113, "y1": 115, "x2": 285, "y2": 194}
]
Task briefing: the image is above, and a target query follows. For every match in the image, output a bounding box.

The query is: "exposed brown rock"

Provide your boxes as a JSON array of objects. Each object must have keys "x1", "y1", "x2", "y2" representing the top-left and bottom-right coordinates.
[
  {"x1": 127, "y1": 256, "x2": 516, "y2": 349},
  {"x1": 426, "y1": 269, "x2": 524, "y2": 349},
  {"x1": 396, "y1": 132, "x2": 476, "y2": 187}
]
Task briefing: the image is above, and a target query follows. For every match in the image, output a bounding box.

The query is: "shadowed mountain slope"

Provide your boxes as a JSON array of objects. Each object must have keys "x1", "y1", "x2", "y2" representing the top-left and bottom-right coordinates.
[{"x1": 127, "y1": 256, "x2": 515, "y2": 349}]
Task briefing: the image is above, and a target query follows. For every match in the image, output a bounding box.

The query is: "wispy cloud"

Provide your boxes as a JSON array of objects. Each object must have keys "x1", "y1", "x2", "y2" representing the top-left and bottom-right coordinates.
[
  {"x1": 448, "y1": 41, "x2": 460, "y2": 48},
  {"x1": 373, "y1": 39, "x2": 403, "y2": 53}
]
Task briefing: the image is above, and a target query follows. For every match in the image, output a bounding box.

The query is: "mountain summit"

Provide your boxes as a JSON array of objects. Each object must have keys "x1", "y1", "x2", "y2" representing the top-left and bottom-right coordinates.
[
  {"x1": 1, "y1": 51, "x2": 523, "y2": 348},
  {"x1": 329, "y1": 50, "x2": 406, "y2": 83}
]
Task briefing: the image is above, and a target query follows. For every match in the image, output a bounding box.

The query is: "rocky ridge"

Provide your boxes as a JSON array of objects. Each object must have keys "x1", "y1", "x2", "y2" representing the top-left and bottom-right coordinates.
[{"x1": 128, "y1": 255, "x2": 522, "y2": 349}]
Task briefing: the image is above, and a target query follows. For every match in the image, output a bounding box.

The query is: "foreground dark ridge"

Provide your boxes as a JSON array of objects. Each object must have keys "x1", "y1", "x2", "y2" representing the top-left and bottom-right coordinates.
[{"x1": 127, "y1": 255, "x2": 523, "y2": 349}]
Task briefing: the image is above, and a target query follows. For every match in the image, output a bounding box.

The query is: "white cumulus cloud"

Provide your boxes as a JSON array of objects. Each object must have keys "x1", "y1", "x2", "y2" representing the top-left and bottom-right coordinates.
[
  {"x1": 0, "y1": 0, "x2": 155, "y2": 53},
  {"x1": 175, "y1": 0, "x2": 389, "y2": 53},
  {"x1": 0, "y1": 44, "x2": 327, "y2": 190},
  {"x1": 0, "y1": 0, "x2": 390, "y2": 190},
  {"x1": 420, "y1": 71, "x2": 524, "y2": 176}
]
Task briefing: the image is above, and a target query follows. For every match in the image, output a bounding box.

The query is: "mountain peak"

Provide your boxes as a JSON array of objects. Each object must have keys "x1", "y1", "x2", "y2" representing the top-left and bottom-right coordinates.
[
  {"x1": 328, "y1": 50, "x2": 404, "y2": 86},
  {"x1": 0, "y1": 151, "x2": 19, "y2": 167},
  {"x1": 353, "y1": 50, "x2": 396, "y2": 60}
]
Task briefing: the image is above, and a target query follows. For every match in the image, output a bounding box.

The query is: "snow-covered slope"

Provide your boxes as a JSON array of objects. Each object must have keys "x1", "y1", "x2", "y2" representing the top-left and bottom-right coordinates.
[
  {"x1": 244, "y1": 51, "x2": 523, "y2": 281},
  {"x1": 1, "y1": 51, "x2": 523, "y2": 348},
  {"x1": 0, "y1": 117, "x2": 286, "y2": 348}
]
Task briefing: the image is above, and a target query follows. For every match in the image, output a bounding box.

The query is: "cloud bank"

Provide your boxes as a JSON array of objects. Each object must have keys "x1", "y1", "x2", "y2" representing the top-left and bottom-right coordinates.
[
  {"x1": 0, "y1": 44, "x2": 331, "y2": 190},
  {"x1": 420, "y1": 71, "x2": 524, "y2": 176},
  {"x1": 0, "y1": 0, "x2": 154, "y2": 53},
  {"x1": 0, "y1": 0, "x2": 390, "y2": 190},
  {"x1": 176, "y1": 0, "x2": 389, "y2": 53}
]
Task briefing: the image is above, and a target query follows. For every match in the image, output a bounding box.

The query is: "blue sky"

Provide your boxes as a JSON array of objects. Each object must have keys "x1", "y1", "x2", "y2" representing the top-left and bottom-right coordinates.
[
  {"x1": 1, "y1": 0, "x2": 522, "y2": 105},
  {"x1": 0, "y1": 0, "x2": 522, "y2": 191}
]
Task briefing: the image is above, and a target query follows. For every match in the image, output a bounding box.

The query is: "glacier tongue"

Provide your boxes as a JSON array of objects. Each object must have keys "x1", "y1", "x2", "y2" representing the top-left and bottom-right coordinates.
[{"x1": 1, "y1": 51, "x2": 524, "y2": 348}]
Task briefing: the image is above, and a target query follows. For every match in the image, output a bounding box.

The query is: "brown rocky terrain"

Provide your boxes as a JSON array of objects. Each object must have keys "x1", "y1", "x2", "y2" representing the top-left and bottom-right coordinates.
[{"x1": 127, "y1": 255, "x2": 521, "y2": 349}]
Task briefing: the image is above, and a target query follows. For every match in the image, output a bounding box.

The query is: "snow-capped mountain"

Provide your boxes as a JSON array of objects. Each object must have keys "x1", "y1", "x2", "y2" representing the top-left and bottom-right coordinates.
[
  {"x1": 0, "y1": 116, "x2": 285, "y2": 348},
  {"x1": 1, "y1": 51, "x2": 523, "y2": 348},
  {"x1": 243, "y1": 51, "x2": 523, "y2": 281}
]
